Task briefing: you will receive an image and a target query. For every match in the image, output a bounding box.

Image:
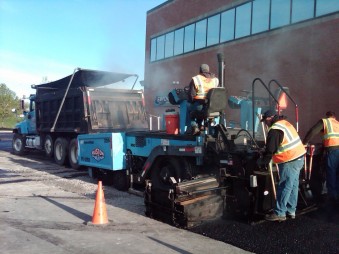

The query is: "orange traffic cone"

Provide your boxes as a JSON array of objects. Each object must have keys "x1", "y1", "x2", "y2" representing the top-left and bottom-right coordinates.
[{"x1": 91, "y1": 181, "x2": 108, "y2": 225}]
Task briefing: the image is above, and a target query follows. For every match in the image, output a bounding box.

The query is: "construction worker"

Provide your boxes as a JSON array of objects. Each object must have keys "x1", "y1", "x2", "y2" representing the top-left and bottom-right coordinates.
[
  {"x1": 303, "y1": 111, "x2": 339, "y2": 205},
  {"x1": 187, "y1": 64, "x2": 219, "y2": 135},
  {"x1": 257, "y1": 109, "x2": 306, "y2": 221}
]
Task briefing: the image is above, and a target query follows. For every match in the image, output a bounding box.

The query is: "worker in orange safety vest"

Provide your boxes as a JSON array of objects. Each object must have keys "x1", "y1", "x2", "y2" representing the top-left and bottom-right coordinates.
[
  {"x1": 187, "y1": 64, "x2": 219, "y2": 135},
  {"x1": 257, "y1": 109, "x2": 306, "y2": 221},
  {"x1": 303, "y1": 111, "x2": 339, "y2": 204}
]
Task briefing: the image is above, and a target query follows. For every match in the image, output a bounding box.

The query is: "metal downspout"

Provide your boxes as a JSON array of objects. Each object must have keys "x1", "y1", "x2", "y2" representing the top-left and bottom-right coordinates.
[{"x1": 217, "y1": 53, "x2": 225, "y2": 88}]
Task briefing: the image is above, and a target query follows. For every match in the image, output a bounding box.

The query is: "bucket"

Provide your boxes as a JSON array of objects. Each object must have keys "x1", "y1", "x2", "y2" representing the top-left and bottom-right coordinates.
[{"x1": 165, "y1": 112, "x2": 179, "y2": 134}]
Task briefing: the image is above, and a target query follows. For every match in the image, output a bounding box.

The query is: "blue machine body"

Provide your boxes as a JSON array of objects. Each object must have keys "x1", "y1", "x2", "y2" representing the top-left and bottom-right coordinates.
[
  {"x1": 78, "y1": 129, "x2": 204, "y2": 172},
  {"x1": 78, "y1": 132, "x2": 126, "y2": 171},
  {"x1": 228, "y1": 95, "x2": 265, "y2": 132},
  {"x1": 78, "y1": 87, "x2": 227, "y2": 172},
  {"x1": 125, "y1": 132, "x2": 201, "y2": 156}
]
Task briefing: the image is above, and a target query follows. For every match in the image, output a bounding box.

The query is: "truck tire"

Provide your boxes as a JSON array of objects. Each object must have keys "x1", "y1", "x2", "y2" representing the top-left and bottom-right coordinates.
[
  {"x1": 44, "y1": 135, "x2": 54, "y2": 158},
  {"x1": 12, "y1": 133, "x2": 26, "y2": 155},
  {"x1": 113, "y1": 170, "x2": 130, "y2": 191},
  {"x1": 68, "y1": 138, "x2": 80, "y2": 170},
  {"x1": 151, "y1": 156, "x2": 183, "y2": 190},
  {"x1": 54, "y1": 137, "x2": 68, "y2": 165}
]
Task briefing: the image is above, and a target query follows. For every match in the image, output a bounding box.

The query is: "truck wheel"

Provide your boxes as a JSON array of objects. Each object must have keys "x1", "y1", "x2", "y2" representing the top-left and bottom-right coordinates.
[
  {"x1": 54, "y1": 137, "x2": 68, "y2": 165},
  {"x1": 151, "y1": 156, "x2": 183, "y2": 190},
  {"x1": 12, "y1": 133, "x2": 26, "y2": 155},
  {"x1": 44, "y1": 135, "x2": 54, "y2": 158},
  {"x1": 68, "y1": 138, "x2": 80, "y2": 170},
  {"x1": 113, "y1": 170, "x2": 130, "y2": 191}
]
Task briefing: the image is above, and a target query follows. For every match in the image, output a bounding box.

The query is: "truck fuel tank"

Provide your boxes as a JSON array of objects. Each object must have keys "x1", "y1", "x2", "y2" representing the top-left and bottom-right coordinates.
[{"x1": 25, "y1": 136, "x2": 41, "y2": 149}]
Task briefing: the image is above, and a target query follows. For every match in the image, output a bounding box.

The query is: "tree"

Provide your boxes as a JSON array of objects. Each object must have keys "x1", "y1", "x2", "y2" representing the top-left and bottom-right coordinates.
[{"x1": 0, "y1": 83, "x2": 19, "y2": 127}]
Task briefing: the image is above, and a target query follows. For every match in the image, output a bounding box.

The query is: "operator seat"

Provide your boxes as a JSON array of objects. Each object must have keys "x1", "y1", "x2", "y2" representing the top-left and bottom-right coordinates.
[{"x1": 191, "y1": 88, "x2": 228, "y2": 129}]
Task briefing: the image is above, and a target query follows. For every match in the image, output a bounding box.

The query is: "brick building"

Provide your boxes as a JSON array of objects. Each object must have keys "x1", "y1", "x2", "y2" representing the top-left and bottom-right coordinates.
[{"x1": 144, "y1": 0, "x2": 339, "y2": 139}]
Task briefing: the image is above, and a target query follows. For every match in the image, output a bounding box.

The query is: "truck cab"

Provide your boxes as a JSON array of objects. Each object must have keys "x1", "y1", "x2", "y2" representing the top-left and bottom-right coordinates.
[
  {"x1": 12, "y1": 95, "x2": 39, "y2": 155},
  {"x1": 15, "y1": 94, "x2": 37, "y2": 135}
]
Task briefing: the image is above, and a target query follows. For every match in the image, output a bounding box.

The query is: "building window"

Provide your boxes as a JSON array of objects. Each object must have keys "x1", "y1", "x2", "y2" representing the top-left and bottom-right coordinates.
[
  {"x1": 156, "y1": 35, "x2": 165, "y2": 60},
  {"x1": 165, "y1": 32, "x2": 174, "y2": 58},
  {"x1": 174, "y1": 28, "x2": 184, "y2": 56},
  {"x1": 184, "y1": 24, "x2": 195, "y2": 53},
  {"x1": 207, "y1": 14, "x2": 220, "y2": 46},
  {"x1": 316, "y1": 0, "x2": 339, "y2": 16},
  {"x1": 292, "y1": 0, "x2": 314, "y2": 23},
  {"x1": 220, "y1": 9, "x2": 235, "y2": 42},
  {"x1": 235, "y1": 2, "x2": 252, "y2": 39},
  {"x1": 150, "y1": 38, "x2": 156, "y2": 62},
  {"x1": 252, "y1": 0, "x2": 270, "y2": 34},
  {"x1": 195, "y1": 19, "x2": 207, "y2": 49},
  {"x1": 271, "y1": 0, "x2": 291, "y2": 29},
  {"x1": 150, "y1": 0, "x2": 339, "y2": 62}
]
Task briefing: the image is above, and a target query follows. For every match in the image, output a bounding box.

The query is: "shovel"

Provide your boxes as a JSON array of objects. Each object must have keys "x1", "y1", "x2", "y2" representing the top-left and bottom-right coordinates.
[
  {"x1": 304, "y1": 147, "x2": 308, "y2": 181},
  {"x1": 304, "y1": 145, "x2": 315, "y2": 200},
  {"x1": 268, "y1": 161, "x2": 276, "y2": 200},
  {"x1": 257, "y1": 113, "x2": 276, "y2": 200},
  {"x1": 258, "y1": 113, "x2": 276, "y2": 200},
  {"x1": 308, "y1": 145, "x2": 315, "y2": 180}
]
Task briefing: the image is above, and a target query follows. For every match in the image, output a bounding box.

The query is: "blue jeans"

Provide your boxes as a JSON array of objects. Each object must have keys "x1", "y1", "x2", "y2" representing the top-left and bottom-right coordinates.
[
  {"x1": 275, "y1": 156, "x2": 304, "y2": 216},
  {"x1": 189, "y1": 102, "x2": 204, "y2": 127},
  {"x1": 326, "y1": 149, "x2": 339, "y2": 199}
]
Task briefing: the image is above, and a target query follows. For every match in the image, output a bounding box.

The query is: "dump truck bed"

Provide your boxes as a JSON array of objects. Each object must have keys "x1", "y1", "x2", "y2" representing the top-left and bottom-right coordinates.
[{"x1": 34, "y1": 70, "x2": 148, "y2": 134}]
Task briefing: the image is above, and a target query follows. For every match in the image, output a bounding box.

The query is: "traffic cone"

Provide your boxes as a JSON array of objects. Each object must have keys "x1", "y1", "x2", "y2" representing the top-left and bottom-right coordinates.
[{"x1": 91, "y1": 181, "x2": 108, "y2": 225}]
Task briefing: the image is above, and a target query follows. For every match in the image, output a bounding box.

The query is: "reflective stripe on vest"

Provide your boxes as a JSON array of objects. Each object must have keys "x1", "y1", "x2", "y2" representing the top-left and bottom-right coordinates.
[
  {"x1": 270, "y1": 120, "x2": 306, "y2": 164},
  {"x1": 322, "y1": 118, "x2": 339, "y2": 147},
  {"x1": 192, "y1": 75, "x2": 218, "y2": 100}
]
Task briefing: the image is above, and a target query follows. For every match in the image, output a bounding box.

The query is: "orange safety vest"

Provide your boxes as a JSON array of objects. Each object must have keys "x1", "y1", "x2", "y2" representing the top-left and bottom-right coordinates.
[
  {"x1": 270, "y1": 119, "x2": 306, "y2": 164},
  {"x1": 322, "y1": 118, "x2": 339, "y2": 147},
  {"x1": 192, "y1": 74, "x2": 219, "y2": 100}
]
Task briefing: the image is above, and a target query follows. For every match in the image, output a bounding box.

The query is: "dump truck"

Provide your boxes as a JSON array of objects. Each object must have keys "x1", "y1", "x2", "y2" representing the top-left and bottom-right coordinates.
[{"x1": 12, "y1": 68, "x2": 148, "y2": 174}]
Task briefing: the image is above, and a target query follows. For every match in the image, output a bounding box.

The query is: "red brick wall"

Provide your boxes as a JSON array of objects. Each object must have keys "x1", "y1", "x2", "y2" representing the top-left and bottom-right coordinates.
[{"x1": 145, "y1": 1, "x2": 339, "y2": 140}]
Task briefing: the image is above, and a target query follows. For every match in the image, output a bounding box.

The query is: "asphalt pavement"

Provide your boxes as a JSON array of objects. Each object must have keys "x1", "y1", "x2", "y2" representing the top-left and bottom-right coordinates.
[
  {"x1": 1, "y1": 130, "x2": 338, "y2": 254},
  {"x1": 0, "y1": 131, "x2": 250, "y2": 254}
]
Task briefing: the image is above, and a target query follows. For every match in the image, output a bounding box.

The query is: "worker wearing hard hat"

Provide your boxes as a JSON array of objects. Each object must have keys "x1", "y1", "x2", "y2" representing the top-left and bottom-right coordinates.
[
  {"x1": 258, "y1": 109, "x2": 306, "y2": 221},
  {"x1": 303, "y1": 111, "x2": 339, "y2": 206},
  {"x1": 187, "y1": 64, "x2": 219, "y2": 135}
]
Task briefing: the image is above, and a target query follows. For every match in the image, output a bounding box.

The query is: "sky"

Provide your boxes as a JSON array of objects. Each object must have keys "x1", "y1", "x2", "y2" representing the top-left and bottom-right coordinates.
[{"x1": 0, "y1": 0, "x2": 166, "y2": 97}]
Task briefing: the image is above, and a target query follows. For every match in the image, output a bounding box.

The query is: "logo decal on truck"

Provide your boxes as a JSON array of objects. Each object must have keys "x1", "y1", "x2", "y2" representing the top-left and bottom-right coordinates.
[{"x1": 92, "y1": 148, "x2": 104, "y2": 161}]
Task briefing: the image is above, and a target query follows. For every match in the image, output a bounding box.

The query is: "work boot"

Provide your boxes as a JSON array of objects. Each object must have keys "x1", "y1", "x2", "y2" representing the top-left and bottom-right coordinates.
[
  {"x1": 265, "y1": 212, "x2": 286, "y2": 222},
  {"x1": 286, "y1": 213, "x2": 296, "y2": 219}
]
